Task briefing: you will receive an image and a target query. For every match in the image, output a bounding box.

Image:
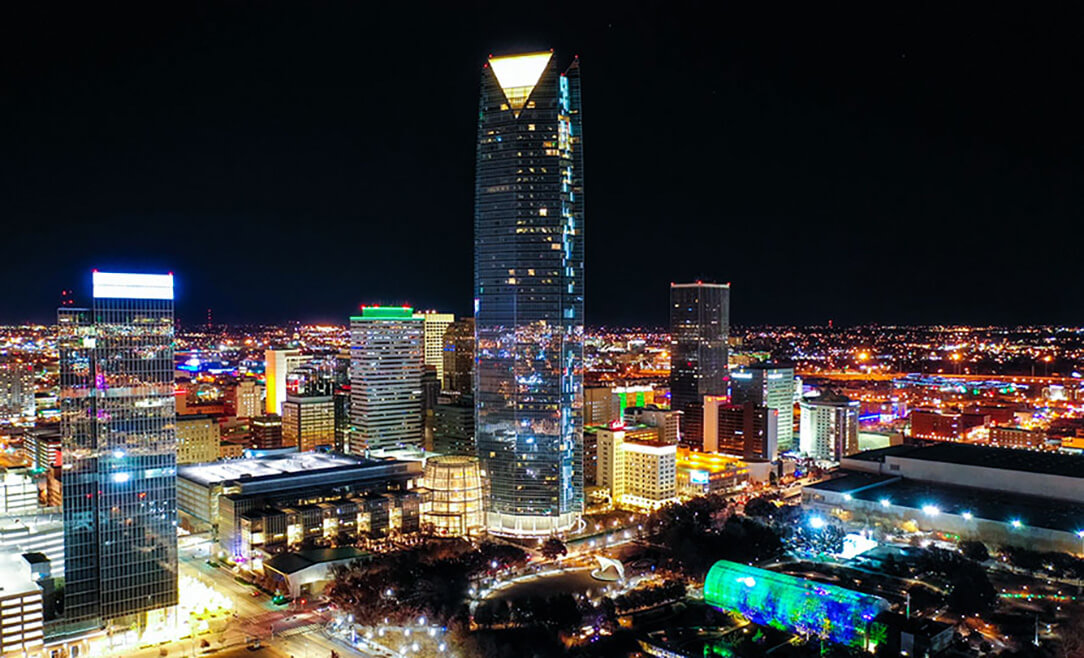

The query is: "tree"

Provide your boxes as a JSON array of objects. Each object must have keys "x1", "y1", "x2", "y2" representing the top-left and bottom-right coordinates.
[
  {"x1": 540, "y1": 537, "x2": 568, "y2": 561},
  {"x1": 960, "y1": 540, "x2": 990, "y2": 563},
  {"x1": 946, "y1": 564, "x2": 997, "y2": 615},
  {"x1": 743, "y1": 496, "x2": 775, "y2": 518}
]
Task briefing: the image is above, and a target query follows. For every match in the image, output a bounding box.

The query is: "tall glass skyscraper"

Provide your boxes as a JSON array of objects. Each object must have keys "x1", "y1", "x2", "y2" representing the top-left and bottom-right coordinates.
[
  {"x1": 474, "y1": 51, "x2": 585, "y2": 536},
  {"x1": 59, "y1": 272, "x2": 178, "y2": 625},
  {"x1": 670, "y1": 282, "x2": 730, "y2": 449},
  {"x1": 730, "y1": 363, "x2": 796, "y2": 454}
]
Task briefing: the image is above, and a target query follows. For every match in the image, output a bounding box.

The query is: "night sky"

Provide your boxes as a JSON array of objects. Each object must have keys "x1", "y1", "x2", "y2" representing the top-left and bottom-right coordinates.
[{"x1": 3, "y1": 3, "x2": 1081, "y2": 327}]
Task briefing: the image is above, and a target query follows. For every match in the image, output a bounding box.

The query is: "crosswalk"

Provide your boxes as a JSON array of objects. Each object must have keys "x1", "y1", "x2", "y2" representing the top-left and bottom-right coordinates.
[{"x1": 278, "y1": 623, "x2": 323, "y2": 638}]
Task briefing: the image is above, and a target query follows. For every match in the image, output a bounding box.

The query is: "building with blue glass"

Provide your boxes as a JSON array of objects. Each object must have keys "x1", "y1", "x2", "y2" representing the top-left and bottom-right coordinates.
[
  {"x1": 59, "y1": 272, "x2": 178, "y2": 627},
  {"x1": 474, "y1": 51, "x2": 585, "y2": 536}
]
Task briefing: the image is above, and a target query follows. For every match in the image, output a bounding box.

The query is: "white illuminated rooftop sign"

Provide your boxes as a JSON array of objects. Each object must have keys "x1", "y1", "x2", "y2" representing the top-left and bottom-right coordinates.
[
  {"x1": 92, "y1": 272, "x2": 175, "y2": 300},
  {"x1": 489, "y1": 51, "x2": 552, "y2": 115}
]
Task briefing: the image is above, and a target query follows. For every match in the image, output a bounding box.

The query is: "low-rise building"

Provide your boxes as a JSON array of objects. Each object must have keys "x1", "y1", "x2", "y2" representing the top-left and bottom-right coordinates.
[
  {"x1": 596, "y1": 425, "x2": 677, "y2": 511},
  {"x1": 0, "y1": 550, "x2": 44, "y2": 658},
  {"x1": 675, "y1": 449, "x2": 750, "y2": 498}
]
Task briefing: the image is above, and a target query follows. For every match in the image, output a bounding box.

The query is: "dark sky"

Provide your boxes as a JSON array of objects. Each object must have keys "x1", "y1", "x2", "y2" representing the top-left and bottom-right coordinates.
[{"x1": 2, "y1": 3, "x2": 1082, "y2": 327}]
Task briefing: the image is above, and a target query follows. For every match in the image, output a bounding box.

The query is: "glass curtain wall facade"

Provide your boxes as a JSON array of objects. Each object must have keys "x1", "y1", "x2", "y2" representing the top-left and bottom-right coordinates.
[
  {"x1": 669, "y1": 282, "x2": 729, "y2": 449},
  {"x1": 60, "y1": 272, "x2": 178, "y2": 625},
  {"x1": 474, "y1": 51, "x2": 585, "y2": 536}
]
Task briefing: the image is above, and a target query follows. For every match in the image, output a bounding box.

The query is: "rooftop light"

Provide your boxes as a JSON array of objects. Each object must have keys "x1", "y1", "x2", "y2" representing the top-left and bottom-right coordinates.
[{"x1": 922, "y1": 505, "x2": 940, "y2": 516}]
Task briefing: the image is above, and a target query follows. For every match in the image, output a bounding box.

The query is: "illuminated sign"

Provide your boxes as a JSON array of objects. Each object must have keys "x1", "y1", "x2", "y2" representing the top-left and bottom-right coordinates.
[
  {"x1": 690, "y1": 470, "x2": 709, "y2": 484},
  {"x1": 93, "y1": 272, "x2": 174, "y2": 300}
]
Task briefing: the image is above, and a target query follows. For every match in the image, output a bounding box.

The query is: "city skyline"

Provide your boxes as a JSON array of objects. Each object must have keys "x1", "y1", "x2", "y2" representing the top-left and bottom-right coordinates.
[{"x1": 4, "y1": 4, "x2": 1084, "y2": 327}]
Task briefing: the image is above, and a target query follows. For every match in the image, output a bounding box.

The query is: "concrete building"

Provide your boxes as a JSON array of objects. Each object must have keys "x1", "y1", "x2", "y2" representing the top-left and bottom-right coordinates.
[
  {"x1": 225, "y1": 379, "x2": 262, "y2": 419},
  {"x1": 584, "y1": 386, "x2": 617, "y2": 426},
  {"x1": 0, "y1": 363, "x2": 35, "y2": 420},
  {"x1": 176, "y1": 452, "x2": 422, "y2": 561},
  {"x1": 265, "y1": 349, "x2": 305, "y2": 416},
  {"x1": 282, "y1": 395, "x2": 335, "y2": 452},
  {"x1": 804, "y1": 444, "x2": 1084, "y2": 554},
  {"x1": 263, "y1": 547, "x2": 370, "y2": 599},
  {"x1": 413, "y1": 311, "x2": 455, "y2": 387},
  {"x1": 909, "y1": 409, "x2": 988, "y2": 441},
  {"x1": 729, "y1": 363, "x2": 796, "y2": 452},
  {"x1": 596, "y1": 426, "x2": 677, "y2": 511},
  {"x1": 703, "y1": 398, "x2": 778, "y2": 460},
  {"x1": 349, "y1": 307, "x2": 424, "y2": 453},
  {"x1": 0, "y1": 514, "x2": 64, "y2": 579},
  {"x1": 251, "y1": 414, "x2": 284, "y2": 450},
  {"x1": 623, "y1": 405, "x2": 680, "y2": 444},
  {"x1": 0, "y1": 469, "x2": 39, "y2": 517},
  {"x1": 0, "y1": 550, "x2": 44, "y2": 658},
  {"x1": 675, "y1": 449, "x2": 750, "y2": 498},
  {"x1": 433, "y1": 397, "x2": 474, "y2": 456},
  {"x1": 799, "y1": 390, "x2": 859, "y2": 461},
  {"x1": 176, "y1": 415, "x2": 221, "y2": 465},
  {"x1": 441, "y1": 318, "x2": 474, "y2": 397}
]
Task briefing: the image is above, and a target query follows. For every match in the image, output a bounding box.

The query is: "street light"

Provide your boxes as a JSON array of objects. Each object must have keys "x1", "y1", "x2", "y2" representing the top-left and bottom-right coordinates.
[
  {"x1": 922, "y1": 505, "x2": 940, "y2": 517},
  {"x1": 879, "y1": 498, "x2": 890, "y2": 508},
  {"x1": 962, "y1": 511, "x2": 973, "y2": 521},
  {"x1": 1011, "y1": 519, "x2": 1023, "y2": 529},
  {"x1": 809, "y1": 516, "x2": 826, "y2": 529}
]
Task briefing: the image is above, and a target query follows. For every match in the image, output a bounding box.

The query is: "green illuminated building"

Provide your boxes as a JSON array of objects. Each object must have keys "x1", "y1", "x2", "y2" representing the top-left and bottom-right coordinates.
[{"x1": 704, "y1": 560, "x2": 890, "y2": 649}]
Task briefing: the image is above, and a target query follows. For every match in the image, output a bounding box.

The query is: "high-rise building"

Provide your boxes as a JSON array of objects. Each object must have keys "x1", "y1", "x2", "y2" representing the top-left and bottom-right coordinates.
[
  {"x1": 414, "y1": 311, "x2": 455, "y2": 386},
  {"x1": 474, "y1": 50, "x2": 585, "y2": 536},
  {"x1": 349, "y1": 307, "x2": 424, "y2": 453},
  {"x1": 596, "y1": 426, "x2": 677, "y2": 511},
  {"x1": 623, "y1": 405, "x2": 681, "y2": 445},
  {"x1": 433, "y1": 396, "x2": 475, "y2": 456},
  {"x1": 0, "y1": 363, "x2": 35, "y2": 420},
  {"x1": 59, "y1": 271, "x2": 177, "y2": 625},
  {"x1": 176, "y1": 415, "x2": 221, "y2": 465},
  {"x1": 282, "y1": 395, "x2": 335, "y2": 452},
  {"x1": 703, "y1": 398, "x2": 778, "y2": 461},
  {"x1": 799, "y1": 391, "x2": 860, "y2": 461},
  {"x1": 224, "y1": 379, "x2": 262, "y2": 419},
  {"x1": 0, "y1": 551, "x2": 44, "y2": 657},
  {"x1": 250, "y1": 414, "x2": 284, "y2": 451},
  {"x1": 584, "y1": 386, "x2": 616, "y2": 426},
  {"x1": 441, "y1": 318, "x2": 474, "y2": 397},
  {"x1": 730, "y1": 363, "x2": 796, "y2": 452},
  {"x1": 264, "y1": 349, "x2": 305, "y2": 415},
  {"x1": 670, "y1": 282, "x2": 730, "y2": 449}
]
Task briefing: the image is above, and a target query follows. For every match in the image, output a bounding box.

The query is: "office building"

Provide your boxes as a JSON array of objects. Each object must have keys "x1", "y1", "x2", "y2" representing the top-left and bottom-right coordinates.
[
  {"x1": 264, "y1": 349, "x2": 305, "y2": 415},
  {"x1": 584, "y1": 386, "x2": 616, "y2": 426},
  {"x1": 670, "y1": 282, "x2": 730, "y2": 448},
  {"x1": 613, "y1": 385, "x2": 654, "y2": 419},
  {"x1": 729, "y1": 363, "x2": 796, "y2": 452},
  {"x1": 349, "y1": 307, "x2": 424, "y2": 453},
  {"x1": 59, "y1": 271, "x2": 178, "y2": 624},
  {"x1": 176, "y1": 415, "x2": 221, "y2": 465},
  {"x1": 250, "y1": 414, "x2": 284, "y2": 450},
  {"x1": 422, "y1": 456, "x2": 484, "y2": 537},
  {"x1": 703, "y1": 398, "x2": 778, "y2": 461},
  {"x1": 0, "y1": 469, "x2": 40, "y2": 517},
  {"x1": 433, "y1": 396, "x2": 474, "y2": 456},
  {"x1": 909, "y1": 409, "x2": 988, "y2": 441},
  {"x1": 474, "y1": 51, "x2": 585, "y2": 536},
  {"x1": 623, "y1": 404, "x2": 680, "y2": 444},
  {"x1": 805, "y1": 444, "x2": 1084, "y2": 554},
  {"x1": 413, "y1": 311, "x2": 455, "y2": 386},
  {"x1": 0, "y1": 514, "x2": 65, "y2": 579},
  {"x1": 596, "y1": 425, "x2": 677, "y2": 511},
  {"x1": 421, "y1": 365, "x2": 440, "y2": 450},
  {"x1": 0, "y1": 550, "x2": 44, "y2": 658},
  {"x1": 282, "y1": 395, "x2": 335, "y2": 452},
  {"x1": 799, "y1": 390, "x2": 860, "y2": 461},
  {"x1": 441, "y1": 318, "x2": 474, "y2": 397},
  {"x1": 675, "y1": 449, "x2": 750, "y2": 498},
  {"x1": 23, "y1": 427, "x2": 61, "y2": 507},
  {"x1": 224, "y1": 379, "x2": 261, "y2": 419},
  {"x1": 0, "y1": 363, "x2": 35, "y2": 420},
  {"x1": 175, "y1": 452, "x2": 422, "y2": 560}
]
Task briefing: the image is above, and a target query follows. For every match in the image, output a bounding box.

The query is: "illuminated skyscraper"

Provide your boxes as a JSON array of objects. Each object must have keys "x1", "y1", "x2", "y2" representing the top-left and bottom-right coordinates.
[
  {"x1": 264, "y1": 348, "x2": 304, "y2": 415},
  {"x1": 349, "y1": 307, "x2": 424, "y2": 453},
  {"x1": 59, "y1": 272, "x2": 177, "y2": 626},
  {"x1": 441, "y1": 318, "x2": 474, "y2": 397},
  {"x1": 474, "y1": 50, "x2": 585, "y2": 536},
  {"x1": 413, "y1": 311, "x2": 455, "y2": 385},
  {"x1": 730, "y1": 363, "x2": 796, "y2": 453},
  {"x1": 669, "y1": 282, "x2": 729, "y2": 448}
]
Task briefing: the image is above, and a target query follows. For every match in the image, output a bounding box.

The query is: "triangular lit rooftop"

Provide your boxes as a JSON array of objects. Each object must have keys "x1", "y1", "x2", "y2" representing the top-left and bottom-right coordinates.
[{"x1": 489, "y1": 51, "x2": 553, "y2": 115}]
